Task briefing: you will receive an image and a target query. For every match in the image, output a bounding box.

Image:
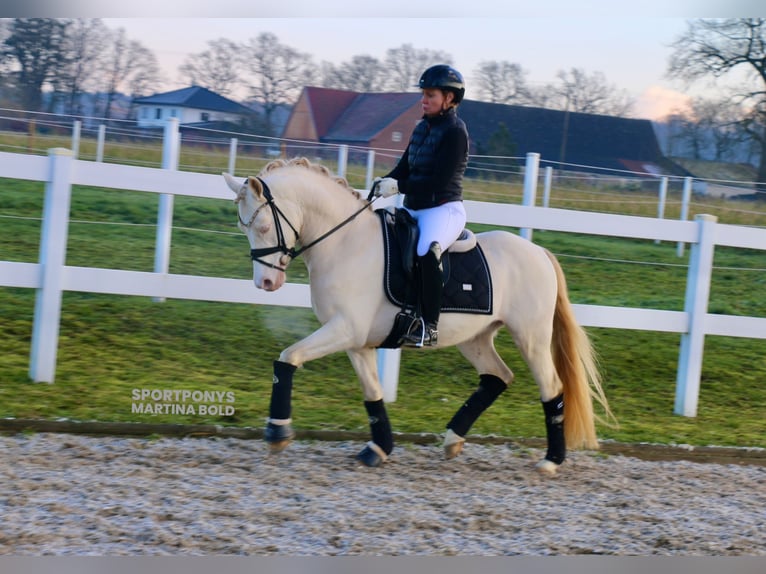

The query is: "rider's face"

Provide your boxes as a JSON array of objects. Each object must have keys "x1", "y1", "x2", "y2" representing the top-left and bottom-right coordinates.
[{"x1": 421, "y1": 88, "x2": 453, "y2": 117}]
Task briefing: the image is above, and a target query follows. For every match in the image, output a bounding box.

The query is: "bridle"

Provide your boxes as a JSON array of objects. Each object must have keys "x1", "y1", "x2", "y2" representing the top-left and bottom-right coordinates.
[{"x1": 238, "y1": 177, "x2": 376, "y2": 272}]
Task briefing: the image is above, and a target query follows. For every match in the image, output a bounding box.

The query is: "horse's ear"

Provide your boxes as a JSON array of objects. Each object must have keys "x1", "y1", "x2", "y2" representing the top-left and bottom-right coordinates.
[
  {"x1": 222, "y1": 172, "x2": 242, "y2": 195},
  {"x1": 247, "y1": 176, "x2": 265, "y2": 200},
  {"x1": 222, "y1": 172, "x2": 264, "y2": 201}
]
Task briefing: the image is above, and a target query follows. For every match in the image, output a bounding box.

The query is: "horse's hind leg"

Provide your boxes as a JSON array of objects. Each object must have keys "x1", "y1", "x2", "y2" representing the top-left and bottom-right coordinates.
[
  {"x1": 512, "y1": 321, "x2": 566, "y2": 476},
  {"x1": 346, "y1": 347, "x2": 393, "y2": 467},
  {"x1": 447, "y1": 328, "x2": 513, "y2": 459}
]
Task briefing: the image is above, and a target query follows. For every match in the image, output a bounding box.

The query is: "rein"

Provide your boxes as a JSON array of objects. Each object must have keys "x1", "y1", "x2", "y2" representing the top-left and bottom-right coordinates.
[{"x1": 240, "y1": 177, "x2": 377, "y2": 271}]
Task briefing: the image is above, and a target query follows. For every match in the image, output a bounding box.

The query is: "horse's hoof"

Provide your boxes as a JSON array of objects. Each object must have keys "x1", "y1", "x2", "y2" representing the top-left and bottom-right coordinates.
[
  {"x1": 264, "y1": 422, "x2": 295, "y2": 453},
  {"x1": 356, "y1": 441, "x2": 388, "y2": 467},
  {"x1": 268, "y1": 439, "x2": 293, "y2": 454},
  {"x1": 535, "y1": 459, "x2": 561, "y2": 476},
  {"x1": 445, "y1": 441, "x2": 464, "y2": 460},
  {"x1": 443, "y1": 428, "x2": 465, "y2": 460}
]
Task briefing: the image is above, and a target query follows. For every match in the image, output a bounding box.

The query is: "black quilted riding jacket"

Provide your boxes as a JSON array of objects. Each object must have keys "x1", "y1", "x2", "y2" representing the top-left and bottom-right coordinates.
[{"x1": 386, "y1": 107, "x2": 469, "y2": 210}]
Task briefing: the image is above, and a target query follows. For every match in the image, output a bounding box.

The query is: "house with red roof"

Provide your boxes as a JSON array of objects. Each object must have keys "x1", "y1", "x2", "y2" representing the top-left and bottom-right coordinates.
[
  {"x1": 282, "y1": 87, "x2": 422, "y2": 164},
  {"x1": 282, "y1": 86, "x2": 676, "y2": 176}
]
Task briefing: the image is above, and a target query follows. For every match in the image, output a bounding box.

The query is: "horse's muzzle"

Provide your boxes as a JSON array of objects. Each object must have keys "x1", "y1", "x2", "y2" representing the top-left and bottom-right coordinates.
[{"x1": 254, "y1": 270, "x2": 285, "y2": 291}]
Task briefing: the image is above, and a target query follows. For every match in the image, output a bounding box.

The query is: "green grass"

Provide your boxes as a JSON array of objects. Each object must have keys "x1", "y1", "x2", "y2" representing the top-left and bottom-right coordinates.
[{"x1": 1, "y1": 155, "x2": 765, "y2": 449}]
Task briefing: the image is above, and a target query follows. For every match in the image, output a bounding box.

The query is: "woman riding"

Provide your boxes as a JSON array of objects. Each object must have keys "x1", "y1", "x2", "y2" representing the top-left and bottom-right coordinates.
[{"x1": 372, "y1": 64, "x2": 470, "y2": 347}]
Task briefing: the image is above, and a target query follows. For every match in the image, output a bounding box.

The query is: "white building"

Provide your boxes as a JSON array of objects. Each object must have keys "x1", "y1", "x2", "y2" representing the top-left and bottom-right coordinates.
[{"x1": 133, "y1": 86, "x2": 251, "y2": 128}]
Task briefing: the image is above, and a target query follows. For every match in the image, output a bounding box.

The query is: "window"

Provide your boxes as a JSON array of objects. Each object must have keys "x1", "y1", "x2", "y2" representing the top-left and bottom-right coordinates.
[
  {"x1": 155, "y1": 108, "x2": 162, "y2": 120},
  {"x1": 391, "y1": 131, "x2": 402, "y2": 143},
  {"x1": 201, "y1": 112, "x2": 210, "y2": 122},
  {"x1": 170, "y1": 109, "x2": 177, "y2": 118}
]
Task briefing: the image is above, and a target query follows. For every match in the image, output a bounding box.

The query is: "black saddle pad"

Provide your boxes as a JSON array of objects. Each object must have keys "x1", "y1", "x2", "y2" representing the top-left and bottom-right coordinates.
[{"x1": 377, "y1": 210, "x2": 493, "y2": 315}]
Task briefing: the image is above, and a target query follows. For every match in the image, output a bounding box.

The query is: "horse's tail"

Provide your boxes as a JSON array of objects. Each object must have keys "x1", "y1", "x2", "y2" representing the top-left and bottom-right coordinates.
[{"x1": 544, "y1": 249, "x2": 615, "y2": 450}]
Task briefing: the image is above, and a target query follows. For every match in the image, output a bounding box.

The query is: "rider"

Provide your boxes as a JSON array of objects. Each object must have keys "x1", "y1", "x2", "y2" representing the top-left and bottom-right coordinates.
[{"x1": 372, "y1": 64, "x2": 469, "y2": 347}]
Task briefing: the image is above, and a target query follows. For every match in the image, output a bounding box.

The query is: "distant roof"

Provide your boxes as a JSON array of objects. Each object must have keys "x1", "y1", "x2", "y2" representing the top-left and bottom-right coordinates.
[
  {"x1": 282, "y1": 86, "x2": 673, "y2": 176},
  {"x1": 133, "y1": 86, "x2": 252, "y2": 115},
  {"x1": 459, "y1": 100, "x2": 665, "y2": 173},
  {"x1": 324, "y1": 93, "x2": 421, "y2": 143},
  {"x1": 302, "y1": 87, "x2": 359, "y2": 138}
]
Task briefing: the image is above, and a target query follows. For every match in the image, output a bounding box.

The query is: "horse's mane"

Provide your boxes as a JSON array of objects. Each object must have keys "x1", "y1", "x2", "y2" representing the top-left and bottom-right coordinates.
[{"x1": 257, "y1": 157, "x2": 363, "y2": 202}]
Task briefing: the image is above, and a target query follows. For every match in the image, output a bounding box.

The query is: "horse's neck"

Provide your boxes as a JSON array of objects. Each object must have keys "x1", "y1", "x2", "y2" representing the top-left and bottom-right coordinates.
[{"x1": 291, "y1": 180, "x2": 377, "y2": 269}]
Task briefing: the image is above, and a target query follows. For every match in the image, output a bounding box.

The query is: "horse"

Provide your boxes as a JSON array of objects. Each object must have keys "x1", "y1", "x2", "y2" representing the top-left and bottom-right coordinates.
[{"x1": 222, "y1": 157, "x2": 613, "y2": 475}]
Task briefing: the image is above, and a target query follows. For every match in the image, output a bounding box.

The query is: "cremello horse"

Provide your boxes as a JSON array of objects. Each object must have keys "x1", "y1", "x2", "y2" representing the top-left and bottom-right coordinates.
[{"x1": 223, "y1": 158, "x2": 612, "y2": 475}]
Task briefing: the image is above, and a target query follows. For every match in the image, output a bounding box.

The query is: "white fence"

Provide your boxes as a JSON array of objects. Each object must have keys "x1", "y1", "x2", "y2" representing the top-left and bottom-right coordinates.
[{"x1": 1, "y1": 147, "x2": 766, "y2": 418}]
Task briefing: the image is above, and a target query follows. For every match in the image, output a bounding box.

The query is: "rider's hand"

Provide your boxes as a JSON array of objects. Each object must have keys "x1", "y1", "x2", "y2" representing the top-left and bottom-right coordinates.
[{"x1": 372, "y1": 177, "x2": 399, "y2": 198}]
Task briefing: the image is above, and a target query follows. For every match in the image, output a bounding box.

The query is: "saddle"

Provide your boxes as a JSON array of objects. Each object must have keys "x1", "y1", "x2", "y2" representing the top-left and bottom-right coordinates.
[{"x1": 376, "y1": 207, "x2": 493, "y2": 349}]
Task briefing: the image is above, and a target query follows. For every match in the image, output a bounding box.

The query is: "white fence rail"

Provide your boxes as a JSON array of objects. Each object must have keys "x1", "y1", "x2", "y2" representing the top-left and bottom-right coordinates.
[{"x1": 2, "y1": 147, "x2": 766, "y2": 418}]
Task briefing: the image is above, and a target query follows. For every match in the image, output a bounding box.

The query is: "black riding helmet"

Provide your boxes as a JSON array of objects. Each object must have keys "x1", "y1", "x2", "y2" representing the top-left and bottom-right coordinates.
[{"x1": 418, "y1": 65, "x2": 465, "y2": 104}]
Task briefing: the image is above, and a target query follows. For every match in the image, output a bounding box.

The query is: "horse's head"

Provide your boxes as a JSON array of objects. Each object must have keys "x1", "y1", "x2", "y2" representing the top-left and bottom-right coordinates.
[{"x1": 223, "y1": 172, "x2": 291, "y2": 292}]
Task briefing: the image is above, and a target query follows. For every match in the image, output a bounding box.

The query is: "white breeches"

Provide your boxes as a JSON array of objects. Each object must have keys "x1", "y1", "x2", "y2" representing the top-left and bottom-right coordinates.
[{"x1": 405, "y1": 201, "x2": 467, "y2": 256}]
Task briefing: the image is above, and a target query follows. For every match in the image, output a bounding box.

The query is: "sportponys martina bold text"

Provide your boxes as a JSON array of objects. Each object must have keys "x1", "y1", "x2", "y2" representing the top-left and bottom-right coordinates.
[{"x1": 131, "y1": 389, "x2": 236, "y2": 416}]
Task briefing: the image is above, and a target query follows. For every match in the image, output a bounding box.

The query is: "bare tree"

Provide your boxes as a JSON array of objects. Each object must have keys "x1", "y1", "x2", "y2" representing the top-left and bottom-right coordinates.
[
  {"x1": 0, "y1": 20, "x2": 16, "y2": 102},
  {"x1": 242, "y1": 32, "x2": 314, "y2": 135},
  {"x1": 660, "y1": 94, "x2": 754, "y2": 163},
  {"x1": 691, "y1": 96, "x2": 752, "y2": 162},
  {"x1": 55, "y1": 18, "x2": 109, "y2": 116},
  {"x1": 675, "y1": 100, "x2": 712, "y2": 159},
  {"x1": 320, "y1": 55, "x2": 386, "y2": 92},
  {"x1": 178, "y1": 39, "x2": 242, "y2": 97},
  {"x1": 98, "y1": 27, "x2": 160, "y2": 120},
  {"x1": 383, "y1": 44, "x2": 454, "y2": 91},
  {"x1": 741, "y1": 109, "x2": 766, "y2": 167},
  {"x1": 661, "y1": 111, "x2": 691, "y2": 157},
  {"x1": 472, "y1": 60, "x2": 531, "y2": 104},
  {"x1": 668, "y1": 18, "x2": 766, "y2": 186},
  {"x1": 544, "y1": 67, "x2": 635, "y2": 116},
  {"x1": 126, "y1": 43, "x2": 160, "y2": 99},
  {"x1": 1, "y1": 18, "x2": 70, "y2": 111}
]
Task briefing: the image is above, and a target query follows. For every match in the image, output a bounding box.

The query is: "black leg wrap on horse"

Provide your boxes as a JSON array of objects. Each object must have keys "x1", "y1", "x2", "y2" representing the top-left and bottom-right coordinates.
[
  {"x1": 364, "y1": 399, "x2": 394, "y2": 455},
  {"x1": 542, "y1": 393, "x2": 566, "y2": 465},
  {"x1": 446, "y1": 374, "x2": 507, "y2": 437},
  {"x1": 264, "y1": 421, "x2": 295, "y2": 443},
  {"x1": 270, "y1": 360, "x2": 296, "y2": 421}
]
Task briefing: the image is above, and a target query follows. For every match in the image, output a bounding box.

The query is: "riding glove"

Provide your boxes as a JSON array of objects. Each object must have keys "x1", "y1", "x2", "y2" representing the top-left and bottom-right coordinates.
[{"x1": 372, "y1": 177, "x2": 399, "y2": 198}]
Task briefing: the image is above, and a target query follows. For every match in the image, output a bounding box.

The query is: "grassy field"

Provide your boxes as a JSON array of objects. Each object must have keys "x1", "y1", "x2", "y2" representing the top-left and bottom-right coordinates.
[{"x1": 1, "y1": 143, "x2": 765, "y2": 449}]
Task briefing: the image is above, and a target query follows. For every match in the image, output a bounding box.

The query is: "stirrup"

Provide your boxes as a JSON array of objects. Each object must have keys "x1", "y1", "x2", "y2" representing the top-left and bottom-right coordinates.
[{"x1": 402, "y1": 317, "x2": 438, "y2": 348}]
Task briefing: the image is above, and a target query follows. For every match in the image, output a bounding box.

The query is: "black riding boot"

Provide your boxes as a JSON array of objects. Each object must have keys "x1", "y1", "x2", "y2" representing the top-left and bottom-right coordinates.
[{"x1": 403, "y1": 242, "x2": 442, "y2": 347}]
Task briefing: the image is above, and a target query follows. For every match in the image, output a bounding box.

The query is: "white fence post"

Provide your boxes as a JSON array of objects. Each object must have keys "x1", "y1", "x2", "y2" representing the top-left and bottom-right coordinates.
[
  {"x1": 337, "y1": 144, "x2": 348, "y2": 178},
  {"x1": 71, "y1": 120, "x2": 81, "y2": 159},
  {"x1": 655, "y1": 176, "x2": 668, "y2": 245},
  {"x1": 365, "y1": 149, "x2": 376, "y2": 191},
  {"x1": 378, "y1": 348, "x2": 402, "y2": 403},
  {"x1": 96, "y1": 124, "x2": 106, "y2": 162},
  {"x1": 520, "y1": 152, "x2": 540, "y2": 241},
  {"x1": 153, "y1": 118, "x2": 180, "y2": 302},
  {"x1": 29, "y1": 148, "x2": 74, "y2": 383},
  {"x1": 674, "y1": 213, "x2": 717, "y2": 417},
  {"x1": 542, "y1": 165, "x2": 553, "y2": 208},
  {"x1": 228, "y1": 138, "x2": 238, "y2": 175},
  {"x1": 677, "y1": 177, "x2": 693, "y2": 257}
]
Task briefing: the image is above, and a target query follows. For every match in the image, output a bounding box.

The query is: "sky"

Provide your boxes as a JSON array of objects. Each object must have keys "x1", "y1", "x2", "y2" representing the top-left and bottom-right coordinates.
[
  {"x1": 3, "y1": 0, "x2": 750, "y2": 122},
  {"x1": 99, "y1": 16, "x2": 742, "y2": 122}
]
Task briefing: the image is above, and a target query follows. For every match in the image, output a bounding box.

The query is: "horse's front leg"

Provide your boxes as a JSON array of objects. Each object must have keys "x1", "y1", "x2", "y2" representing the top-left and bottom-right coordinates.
[
  {"x1": 346, "y1": 347, "x2": 392, "y2": 467},
  {"x1": 265, "y1": 318, "x2": 358, "y2": 453}
]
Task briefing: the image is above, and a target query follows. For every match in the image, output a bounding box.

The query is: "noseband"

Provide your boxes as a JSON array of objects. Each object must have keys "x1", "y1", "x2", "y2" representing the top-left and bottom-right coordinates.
[{"x1": 239, "y1": 177, "x2": 375, "y2": 272}]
